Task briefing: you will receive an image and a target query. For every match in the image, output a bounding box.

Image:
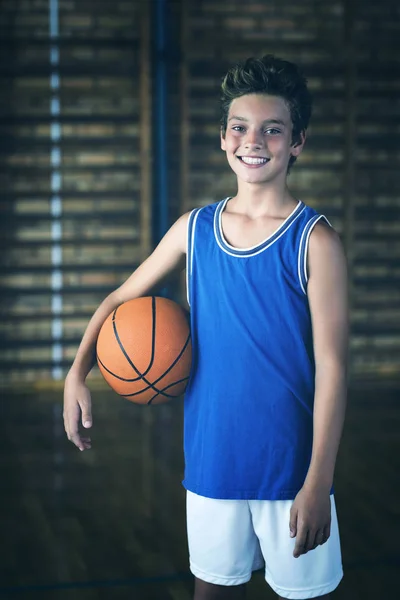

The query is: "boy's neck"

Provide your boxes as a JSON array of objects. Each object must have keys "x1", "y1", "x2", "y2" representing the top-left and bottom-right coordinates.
[{"x1": 231, "y1": 181, "x2": 298, "y2": 217}]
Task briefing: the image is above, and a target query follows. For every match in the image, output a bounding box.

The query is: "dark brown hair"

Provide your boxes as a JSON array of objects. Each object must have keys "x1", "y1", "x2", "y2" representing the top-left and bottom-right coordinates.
[{"x1": 220, "y1": 55, "x2": 312, "y2": 170}]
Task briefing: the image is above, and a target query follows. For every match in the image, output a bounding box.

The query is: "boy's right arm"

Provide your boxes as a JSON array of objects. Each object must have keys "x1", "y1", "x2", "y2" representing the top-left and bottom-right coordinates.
[{"x1": 63, "y1": 212, "x2": 190, "y2": 451}]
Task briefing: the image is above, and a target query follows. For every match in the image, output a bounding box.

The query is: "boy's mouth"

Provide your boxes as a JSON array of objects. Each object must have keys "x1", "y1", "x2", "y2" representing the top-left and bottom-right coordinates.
[{"x1": 237, "y1": 156, "x2": 270, "y2": 165}]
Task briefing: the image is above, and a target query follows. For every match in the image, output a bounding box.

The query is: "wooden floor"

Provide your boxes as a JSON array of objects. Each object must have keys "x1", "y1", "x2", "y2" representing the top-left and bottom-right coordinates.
[{"x1": 0, "y1": 384, "x2": 399, "y2": 599}]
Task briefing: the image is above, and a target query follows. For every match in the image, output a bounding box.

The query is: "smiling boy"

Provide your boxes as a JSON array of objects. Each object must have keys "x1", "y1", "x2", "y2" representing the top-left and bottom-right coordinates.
[{"x1": 64, "y1": 56, "x2": 348, "y2": 600}]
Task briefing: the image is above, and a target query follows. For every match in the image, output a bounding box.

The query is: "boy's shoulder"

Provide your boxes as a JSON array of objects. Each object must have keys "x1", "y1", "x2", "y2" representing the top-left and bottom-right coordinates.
[
  {"x1": 299, "y1": 201, "x2": 335, "y2": 230},
  {"x1": 187, "y1": 199, "x2": 227, "y2": 228}
]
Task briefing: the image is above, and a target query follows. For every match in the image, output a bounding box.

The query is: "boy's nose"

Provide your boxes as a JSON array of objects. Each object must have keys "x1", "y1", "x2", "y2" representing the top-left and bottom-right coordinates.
[{"x1": 245, "y1": 130, "x2": 263, "y2": 148}]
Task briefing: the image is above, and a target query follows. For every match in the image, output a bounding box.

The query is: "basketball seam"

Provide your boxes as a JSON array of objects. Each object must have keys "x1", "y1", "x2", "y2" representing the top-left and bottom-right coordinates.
[
  {"x1": 97, "y1": 333, "x2": 190, "y2": 398},
  {"x1": 97, "y1": 297, "x2": 156, "y2": 383},
  {"x1": 147, "y1": 376, "x2": 191, "y2": 405},
  {"x1": 110, "y1": 298, "x2": 157, "y2": 381},
  {"x1": 98, "y1": 297, "x2": 191, "y2": 400},
  {"x1": 119, "y1": 332, "x2": 191, "y2": 398}
]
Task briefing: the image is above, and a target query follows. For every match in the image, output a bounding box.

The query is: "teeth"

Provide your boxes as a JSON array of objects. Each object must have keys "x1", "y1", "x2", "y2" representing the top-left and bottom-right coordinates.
[{"x1": 241, "y1": 157, "x2": 268, "y2": 165}]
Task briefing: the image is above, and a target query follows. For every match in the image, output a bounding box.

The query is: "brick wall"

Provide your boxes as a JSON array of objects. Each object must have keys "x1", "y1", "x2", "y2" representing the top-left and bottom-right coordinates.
[
  {"x1": 179, "y1": 0, "x2": 400, "y2": 382},
  {"x1": 0, "y1": 0, "x2": 399, "y2": 384},
  {"x1": 0, "y1": 0, "x2": 150, "y2": 383}
]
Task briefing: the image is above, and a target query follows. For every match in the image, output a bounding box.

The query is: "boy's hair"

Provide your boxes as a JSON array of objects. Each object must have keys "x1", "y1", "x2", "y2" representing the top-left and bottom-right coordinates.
[{"x1": 220, "y1": 55, "x2": 312, "y2": 170}]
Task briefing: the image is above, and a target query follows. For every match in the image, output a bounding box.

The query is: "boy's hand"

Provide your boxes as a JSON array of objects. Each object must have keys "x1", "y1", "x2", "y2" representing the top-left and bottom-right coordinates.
[
  {"x1": 63, "y1": 374, "x2": 93, "y2": 451},
  {"x1": 289, "y1": 485, "x2": 331, "y2": 558}
]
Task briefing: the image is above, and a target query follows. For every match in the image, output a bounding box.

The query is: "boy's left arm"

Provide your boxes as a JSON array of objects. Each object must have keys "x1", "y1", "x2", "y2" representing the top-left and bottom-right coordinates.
[{"x1": 290, "y1": 221, "x2": 349, "y2": 559}]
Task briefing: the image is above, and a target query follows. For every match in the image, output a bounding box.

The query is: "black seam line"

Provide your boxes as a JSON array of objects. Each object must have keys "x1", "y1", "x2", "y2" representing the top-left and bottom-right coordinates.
[
  {"x1": 147, "y1": 376, "x2": 190, "y2": 405},
  {"x1": 121, "y1": 332, "x2": 191, "y2": 398},
  {"x1": 97, "y1": 331, "x2": 191, "y2": 398},
  {"x1": 108, "y1": 297, "x2": 156, "y2": 381},
  {"x1": 100, "y1": 298, "x2": 191, "y2": 399}
]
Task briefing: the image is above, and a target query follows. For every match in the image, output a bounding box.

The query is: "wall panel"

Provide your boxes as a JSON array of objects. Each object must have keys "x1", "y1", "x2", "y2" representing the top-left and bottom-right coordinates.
[
  {"x1": 0, "y1": 0, "x2": 151, "y2": 383},
  {"x1": 180, "y1": 0, "x2": 400, "y2": 382}
]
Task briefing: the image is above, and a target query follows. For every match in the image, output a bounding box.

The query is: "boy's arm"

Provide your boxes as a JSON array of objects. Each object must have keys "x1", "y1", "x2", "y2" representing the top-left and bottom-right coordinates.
[
  {"x1": 63, "y1": 212, "x2": 190, "y2": 451},
  {"x1": 290, "y1": 222, "x2": 349, "y2": 558}
]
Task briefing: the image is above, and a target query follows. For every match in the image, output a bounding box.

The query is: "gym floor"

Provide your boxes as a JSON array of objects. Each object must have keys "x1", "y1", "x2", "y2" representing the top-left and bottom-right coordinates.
[{"x1": 1, "y1": 383, "x2": 398, "y2": 599}]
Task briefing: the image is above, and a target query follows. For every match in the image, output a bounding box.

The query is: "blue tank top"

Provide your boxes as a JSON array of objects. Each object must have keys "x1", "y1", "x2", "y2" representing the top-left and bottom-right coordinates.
[{"x1": 183, "y1": 198, "x2": 331, "y2": 500}]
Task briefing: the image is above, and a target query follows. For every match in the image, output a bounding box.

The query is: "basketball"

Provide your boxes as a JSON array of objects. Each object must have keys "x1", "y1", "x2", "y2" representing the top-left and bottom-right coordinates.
[{"x1": 96, "y1": 296, "x2": 192, "y2": 405}]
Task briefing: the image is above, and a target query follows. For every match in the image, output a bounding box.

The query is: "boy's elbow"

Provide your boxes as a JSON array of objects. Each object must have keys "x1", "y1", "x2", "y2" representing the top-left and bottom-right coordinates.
[{"x1": 102, "y1": 289, "x2": 124, "y2": 313}]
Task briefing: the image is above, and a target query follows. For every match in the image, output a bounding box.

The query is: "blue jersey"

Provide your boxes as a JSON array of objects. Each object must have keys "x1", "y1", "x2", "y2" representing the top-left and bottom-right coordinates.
[{"x1": 183, "y1": 198, "x2": 331, "y2": 500}]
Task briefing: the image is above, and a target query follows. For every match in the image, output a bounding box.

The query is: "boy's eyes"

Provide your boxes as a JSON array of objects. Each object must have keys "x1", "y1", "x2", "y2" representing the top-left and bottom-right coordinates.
[{"x1": 231, "y1": 126, "x2": 281, "y2": 135}]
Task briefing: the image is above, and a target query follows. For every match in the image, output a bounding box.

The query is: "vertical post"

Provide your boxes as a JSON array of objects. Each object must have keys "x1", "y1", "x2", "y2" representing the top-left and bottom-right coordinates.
[
  {"x1": 154, "y1": 0, "x2": 169, "y2": 243},
  {"x1": 343, "y1": 0, "x2": 356, "y2": 377},
  {"x1": 139, "y1": 0, "x2": 154, "y2": 520},
  {"x1": 49, "y1": 5, "x2": 66, "y2": 579},
  {"x1": 139, "y1": 0, "x2": 152, "y2": 260},
  {"x1": 180, "y1": 0, "x2": 189, "y2": 217},
  {"x1": 180, "y1": 0, "x2": 190, "y2": 304},
  {"x1": 49, "y1": 0, "x2": 63, "y2": 380}
]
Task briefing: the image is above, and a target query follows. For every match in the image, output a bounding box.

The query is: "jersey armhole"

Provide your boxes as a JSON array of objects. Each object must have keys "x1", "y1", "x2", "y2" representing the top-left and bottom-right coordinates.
[
  {"x1": 186, "y1": 208, "x2": 201, "y2": 306},
  {"x1": 298, "y1": 214, "x2": 332, "y2": 295}
]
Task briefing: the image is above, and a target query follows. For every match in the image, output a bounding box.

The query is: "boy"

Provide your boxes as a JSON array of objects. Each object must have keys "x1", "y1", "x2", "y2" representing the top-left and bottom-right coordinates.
[{"x1": 64, "y1": 55, "x2": 348, "y2": 599}]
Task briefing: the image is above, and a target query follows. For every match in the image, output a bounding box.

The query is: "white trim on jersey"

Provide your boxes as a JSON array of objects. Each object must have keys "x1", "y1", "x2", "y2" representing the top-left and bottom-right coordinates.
[
  {"x1": 186, "y1": 208, "x2": 202, "y2": 306},
  {"x1": 298, "y1": 214, "x2": 332, "y2": 295},
  {"x1": 214, "y1": 199, "x2": 306, "y2": 258}
]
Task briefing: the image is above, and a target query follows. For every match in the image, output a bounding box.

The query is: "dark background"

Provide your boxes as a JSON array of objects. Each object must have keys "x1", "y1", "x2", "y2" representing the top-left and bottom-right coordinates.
[{"x1": 0, "y1": 0, "x2": 399, "y2": 598}]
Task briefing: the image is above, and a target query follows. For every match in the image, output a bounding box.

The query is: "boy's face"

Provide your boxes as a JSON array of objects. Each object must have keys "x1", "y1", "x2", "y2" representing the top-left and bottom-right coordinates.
[{"x1": 220, "y1": 93, "x2": 305, "y2": 186}]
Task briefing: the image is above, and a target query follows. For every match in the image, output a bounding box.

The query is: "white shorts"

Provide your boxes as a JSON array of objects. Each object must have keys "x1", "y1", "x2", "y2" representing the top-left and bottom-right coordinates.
[{"x1": 187, "y1": 491, "x2": 343, "y2": 599}]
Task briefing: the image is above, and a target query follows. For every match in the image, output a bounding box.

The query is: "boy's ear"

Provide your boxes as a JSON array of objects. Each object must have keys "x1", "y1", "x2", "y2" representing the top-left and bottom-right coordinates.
[
  {"x1": 220, "y1": 128, "x2": 226, "y2": 151},
  {"x1": 291, "y1": 130, "x2": 306, "y2": 157}
]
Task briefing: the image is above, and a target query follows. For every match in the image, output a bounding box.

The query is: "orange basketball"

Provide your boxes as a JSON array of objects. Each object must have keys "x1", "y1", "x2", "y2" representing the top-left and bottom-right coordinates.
[{"x1": 96, "y1": 296, "x2": 192, "y2": 405}]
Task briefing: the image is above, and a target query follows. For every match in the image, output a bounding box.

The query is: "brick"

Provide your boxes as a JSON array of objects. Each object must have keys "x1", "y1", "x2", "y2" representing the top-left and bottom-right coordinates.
[
  {"x1": 223, "y1": 17, "x2": 257, "y2": 30},
  {"x1": 61, "y1": 14, "x2": 94, "y2": 30},
  {"x1": 2, "y1": 0, "x2": 400, "y2": 383}
]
